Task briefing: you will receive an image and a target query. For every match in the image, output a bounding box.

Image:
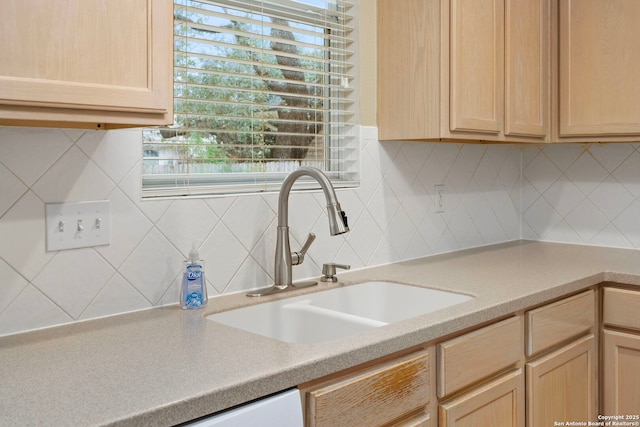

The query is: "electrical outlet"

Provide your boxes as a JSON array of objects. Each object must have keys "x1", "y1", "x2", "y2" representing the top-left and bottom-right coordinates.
[
  {"x1": 45, "y1": 201, "x2": 110, "y2": 251},
  {"x1": 435, "y1": 185, "x2": 445, "y2": 213}
]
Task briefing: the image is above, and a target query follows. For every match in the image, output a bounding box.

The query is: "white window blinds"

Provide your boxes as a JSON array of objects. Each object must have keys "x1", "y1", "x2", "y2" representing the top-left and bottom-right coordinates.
[{"x1": 142, "y1": 0, "x2": 357, "y2": 198}]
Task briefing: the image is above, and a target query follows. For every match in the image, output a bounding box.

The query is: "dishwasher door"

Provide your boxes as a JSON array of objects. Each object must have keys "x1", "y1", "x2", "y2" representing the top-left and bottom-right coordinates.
[{"x1": 184, "y1": 388, "x2": 304, "y2": 426}]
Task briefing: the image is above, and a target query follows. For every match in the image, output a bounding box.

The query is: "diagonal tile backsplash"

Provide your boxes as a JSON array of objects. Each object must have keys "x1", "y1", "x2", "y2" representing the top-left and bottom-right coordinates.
[
  {"x1": 521, "y1": 143, "x2": 640, "y2": 248},
  {"x1": 3, "y1": 122, "x2": 640, "y2": 338},
  {"x1": 0, "y1": 124, "x2": 558, "y2": 337}
]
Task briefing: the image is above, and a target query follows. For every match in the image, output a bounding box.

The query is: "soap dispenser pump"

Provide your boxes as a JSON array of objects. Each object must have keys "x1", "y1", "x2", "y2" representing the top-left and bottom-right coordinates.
[{"x1": 180, "y1": 242, "x2": 207, "y2": 309}]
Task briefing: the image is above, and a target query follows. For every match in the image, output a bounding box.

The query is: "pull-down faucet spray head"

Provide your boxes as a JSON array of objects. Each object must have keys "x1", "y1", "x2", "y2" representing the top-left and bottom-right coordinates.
[{"x1": 327, "y1": 203, "x2": 349, "y2": 236}]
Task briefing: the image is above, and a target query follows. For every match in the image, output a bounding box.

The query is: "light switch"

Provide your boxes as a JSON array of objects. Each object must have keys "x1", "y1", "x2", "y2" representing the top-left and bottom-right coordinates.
[{"x1": 45, "y1": 201, "x2": 110, "y2": 251}]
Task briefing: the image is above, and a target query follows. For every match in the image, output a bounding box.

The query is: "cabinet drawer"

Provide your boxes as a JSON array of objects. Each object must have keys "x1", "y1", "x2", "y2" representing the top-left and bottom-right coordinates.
[
  {"x1": 525, "y1": 290, "x2": 594, "y2": 357},
  {"x1": 437, "y1": 317, "x2": 521, "y2": 398},
  {"x1": 604, "y1": 287, "x2": 640, "y2": 331},
  {"x1": 391, "y1": 411, "x2": 431, "y2": 427},
  {"x1": 302, "y1": 350, "x2": 430, "y2": 427}
]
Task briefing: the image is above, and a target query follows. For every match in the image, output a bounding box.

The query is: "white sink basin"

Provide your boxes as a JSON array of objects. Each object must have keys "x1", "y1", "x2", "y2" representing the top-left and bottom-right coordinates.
[{"x1": 207, "y1": 281, "x2": 473, "y2": 343}]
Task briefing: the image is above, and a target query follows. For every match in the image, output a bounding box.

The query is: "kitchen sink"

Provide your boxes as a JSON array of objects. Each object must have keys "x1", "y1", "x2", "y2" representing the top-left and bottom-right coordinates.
[{"x1": 207, "y1": 281, "x2": 473, "y2": 343}]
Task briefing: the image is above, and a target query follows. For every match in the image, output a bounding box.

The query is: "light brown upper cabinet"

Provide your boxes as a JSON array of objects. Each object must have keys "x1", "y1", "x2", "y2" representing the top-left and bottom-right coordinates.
[
  {"x1": 553, "y1": 0, "x2": 640, "y2": 141},
  {"x1": 0, "y1": 0, "x2": 173, "y2": 130},
  {"x1": 378, "y1": 0, "x2": 549, "y2": 143}
]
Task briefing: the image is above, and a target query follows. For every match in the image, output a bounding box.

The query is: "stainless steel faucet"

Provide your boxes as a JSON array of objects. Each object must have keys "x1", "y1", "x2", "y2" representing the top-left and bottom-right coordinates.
[{"x1": 247, "y1": 166, "x2": 349, "y2": 297}]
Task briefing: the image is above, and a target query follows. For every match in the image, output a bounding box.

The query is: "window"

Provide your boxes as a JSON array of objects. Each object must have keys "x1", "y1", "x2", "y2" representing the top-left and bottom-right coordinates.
[{"x1": 142, "y1": 0, "x2": 357, "y2": 198}]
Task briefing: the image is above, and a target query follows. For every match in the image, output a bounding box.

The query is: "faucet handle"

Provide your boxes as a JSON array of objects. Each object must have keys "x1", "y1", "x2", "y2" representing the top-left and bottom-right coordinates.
[
  {"x1": 321, "y1": 263, "x2": 351, "y2": 282},
  {"x1": 291, "y1": 233, "x2": 316, "y2": 266}
]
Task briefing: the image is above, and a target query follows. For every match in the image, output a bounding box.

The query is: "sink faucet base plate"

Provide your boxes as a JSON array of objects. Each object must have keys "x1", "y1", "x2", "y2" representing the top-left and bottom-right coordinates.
[{"x1": 246, "y1": 280, "x2": 318, "y2": 297}]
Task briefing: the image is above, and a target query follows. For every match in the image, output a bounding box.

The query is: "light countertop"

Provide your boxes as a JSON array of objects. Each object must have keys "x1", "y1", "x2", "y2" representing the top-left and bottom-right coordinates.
[{"x1": 2, "y1": 240, "x2": 640, "y2": 426}]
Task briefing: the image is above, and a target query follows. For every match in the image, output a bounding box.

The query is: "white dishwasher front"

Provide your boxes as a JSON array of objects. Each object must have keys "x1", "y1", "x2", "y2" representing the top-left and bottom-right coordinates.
[{"x1": 184, "y1": 388, "x2": 304, "y2": 426}]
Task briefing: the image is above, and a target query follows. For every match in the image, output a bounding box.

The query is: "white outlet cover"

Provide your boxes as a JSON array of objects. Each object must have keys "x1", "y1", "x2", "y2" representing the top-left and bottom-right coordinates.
[
  {"x1": 45, "y1": 201, "x2": 110, "y2": 251},
  {"x1": 435, "y1": 184, "x2": 445, "y2": 213}
]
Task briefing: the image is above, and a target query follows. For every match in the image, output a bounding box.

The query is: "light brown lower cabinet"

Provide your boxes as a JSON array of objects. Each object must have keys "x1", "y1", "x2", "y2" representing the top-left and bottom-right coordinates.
[
  {"x1": 526, "y1": 334, "x2": 596, "y2": 427},
  {"x1": 437, "y1": 316, "x2": 524, "y2": 427},
  {"x1": 602, "y1": 330, "x2": 640, "y2": 415},
  {"x1": 602, "y1": 286, "x2": 640, "y2": 415},
  {"x1": 439, "y1": 369, "x2": 525, "y2": 427},
  {"x1": 299, "y1": 349, "x2": 432, "y2": 427},
  {"x1": 296, "y1": 285, "x2": 640, "y2": 427},
  {"x1": 437, "y1": 317, "x2": 522, "y2": 398}
]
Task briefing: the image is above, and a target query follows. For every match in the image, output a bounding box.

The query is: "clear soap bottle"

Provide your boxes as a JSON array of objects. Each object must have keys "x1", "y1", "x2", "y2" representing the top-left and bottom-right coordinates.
[{"x1": 180, "y1": 243, "x2": 207, "y2": 309}]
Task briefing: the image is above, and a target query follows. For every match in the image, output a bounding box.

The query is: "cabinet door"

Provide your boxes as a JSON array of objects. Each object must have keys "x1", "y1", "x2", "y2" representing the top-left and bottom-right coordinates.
[
  {"x1": 439, "y1": 369, "x2": 524, "y2": 427},
  {"x1": 558, "y1": 0, "x2": 640, "y2": 136},
  {"x1": 504, "y1": 0, "x2": 548, "y2": 138},
  {"x1": 603, "y1": 330, "x2": 640, "y2": 415},
  {"x1": 377, "y1": 0, "x2": 440, "y2": 141},
  {"x1": 0, "y1": 0, "x2": 172, "y2": 128},
  {"x1": 526, "y1": 335, "x2": 596, "y2": 427},
  {"x1": 449, "y1": 0, "x2": 504, "y2": 134}
]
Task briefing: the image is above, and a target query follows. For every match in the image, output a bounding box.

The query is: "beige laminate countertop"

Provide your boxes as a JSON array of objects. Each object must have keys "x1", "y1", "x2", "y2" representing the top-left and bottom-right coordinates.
[{"x1": 2, "y1": 240, "x2": 640, "y2": 426}]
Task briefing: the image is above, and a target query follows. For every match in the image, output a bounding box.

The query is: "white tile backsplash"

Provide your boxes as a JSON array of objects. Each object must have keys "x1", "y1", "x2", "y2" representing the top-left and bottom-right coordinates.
[
  {"x1": 0, "y1": 127, "x2": 73, "y2": 186},
  {"x1": 32, "y1": 145, "x2": 115, "y2": 203},
  {"x1": 79, "y1": 273, "x2": 151, "y2": 320},
  {"x1": 32, "y1": 249, "x2": 115, "y2": 319},
  {"x1": 0, "y1": 258, "x2": 27, "y2": 314},
  {"x1": 119, "y1": 228, "x2": 183, "y2": 304},
  {"x1": 0, "y1": 285, "x2": 72, "y2": 336},
  {"x1": 17, "y1": 126, "x2": 640, "y2": 336},
  {"x1": 522, "y1": 143, "x2": 640, "y2": 248},
  {"x1": 0, "y1": 162, "x2": 27, "y2": 217},
  {"x1": 0, "y1": 191, "x2": 54, "y2": 281}
]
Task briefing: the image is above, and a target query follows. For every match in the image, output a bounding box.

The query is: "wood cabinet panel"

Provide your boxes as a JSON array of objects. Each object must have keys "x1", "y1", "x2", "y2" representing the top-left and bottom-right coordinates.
[
  {"x1": 439, "y1": 369, "x2": 524, "y2": 427},
  {"x1": 0, "y1": 0, "x2": 173, "y2": 129},
  {"x1": 526, "y1": 334, "x2": 596, "y2": 426},
  {"x1": 525, "y1": 290, "x2": 594, "y2": 356},
  {"x1": 437, "y1": 316, "x2": 521, "y2": 398},
  {"x1": 504, "y1": 0, "x2": 548, "y2": 137},
  {"x1": 377, "y1": 0, "x2": 440, "y2": 141},
  {"x1": 603, "y1": 327, "x2": 640, "y2": 415},
  {"x1": 558, "y1": 0, "x2": 640, "y2": 137},
  {"x1": 449, "y1": 0, "x2": 503, "y2": 134},
  {"x1": 603, "y1": 287, "x2": 640, "y2": 332},
  {"x1": 302, "y1": 350, "x2": 430, "y2": 427}
]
